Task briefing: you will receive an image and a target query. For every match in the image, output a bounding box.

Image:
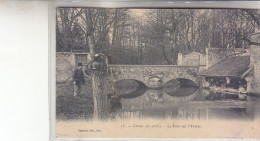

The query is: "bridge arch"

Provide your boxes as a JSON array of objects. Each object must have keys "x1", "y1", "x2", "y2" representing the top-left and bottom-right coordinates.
[
  {"x1": 108, "y1": 65, "x2": 199, "y2": 88},
  {"x1": 163, "y1": 78, "x2": 198, "y2": 97},
  {"x1": 113, "y1": 79, "x2": 147, "y2": 89},
  {"x1": 163, "y1": 76, "x2": 199, "y2": 87},
  {"x1": 113, "y1": 79, "x2": 147, "y2": 99}
]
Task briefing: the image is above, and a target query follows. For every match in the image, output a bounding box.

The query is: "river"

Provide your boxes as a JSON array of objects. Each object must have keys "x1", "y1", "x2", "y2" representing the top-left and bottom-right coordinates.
[{"x1": 111, "y1": 79, "x2": 260, "y2": 120}]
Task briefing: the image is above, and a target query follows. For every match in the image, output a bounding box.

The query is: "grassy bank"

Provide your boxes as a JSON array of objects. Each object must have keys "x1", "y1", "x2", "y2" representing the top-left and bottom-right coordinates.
[
  {"x1": 56, "y1": 78, "x2": 94, "y2": 120},
  {"x1": 56, "y1": 77, "x2": 121, "y2": 120}
]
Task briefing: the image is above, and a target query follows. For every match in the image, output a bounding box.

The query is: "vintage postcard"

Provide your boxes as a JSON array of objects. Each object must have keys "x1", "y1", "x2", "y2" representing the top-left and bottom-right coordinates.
[{"x1": 52, "y1": 4, "x2": 260, "y2": 139}]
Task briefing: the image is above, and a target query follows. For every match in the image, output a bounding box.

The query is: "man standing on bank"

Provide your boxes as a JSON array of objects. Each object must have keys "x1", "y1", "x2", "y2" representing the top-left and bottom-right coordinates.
[{"x1": 73, "y1": 63, "x2": 85, "y2": 96}]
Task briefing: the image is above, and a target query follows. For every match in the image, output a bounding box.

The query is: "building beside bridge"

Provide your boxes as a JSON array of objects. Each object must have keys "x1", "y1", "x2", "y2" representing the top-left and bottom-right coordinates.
[{"x1": 176, "y1": 33, "x2": 260, "y2": 95}]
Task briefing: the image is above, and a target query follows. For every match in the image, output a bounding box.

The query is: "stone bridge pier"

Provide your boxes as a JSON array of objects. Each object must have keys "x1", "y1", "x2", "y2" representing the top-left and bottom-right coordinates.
[{"x1": 107, "y1": 65, "x2": 200, "y2": 88}]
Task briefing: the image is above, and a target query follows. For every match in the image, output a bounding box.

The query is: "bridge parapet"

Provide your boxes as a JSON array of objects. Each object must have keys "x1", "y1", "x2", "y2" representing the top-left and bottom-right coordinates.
[{"x1": 107, "y1": 65, "x2": 199, "y2": 87}]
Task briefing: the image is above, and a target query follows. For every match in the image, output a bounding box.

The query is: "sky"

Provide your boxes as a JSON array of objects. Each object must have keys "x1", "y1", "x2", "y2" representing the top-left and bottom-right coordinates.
[{"x1": 129, "y1": 9, "x2": 147, "y2": 18}]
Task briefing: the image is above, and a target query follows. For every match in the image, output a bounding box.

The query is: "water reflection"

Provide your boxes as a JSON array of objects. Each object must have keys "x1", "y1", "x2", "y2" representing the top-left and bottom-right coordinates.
[
  {"x1": 112, "y1": 79, "x2": 260, "y2": 120},
  {"x1": 163, "y1": 78, "x2": 198, "y2": 97},
  {"x1": 114, "y1": 79, "x2": 147, "y2": 99}
]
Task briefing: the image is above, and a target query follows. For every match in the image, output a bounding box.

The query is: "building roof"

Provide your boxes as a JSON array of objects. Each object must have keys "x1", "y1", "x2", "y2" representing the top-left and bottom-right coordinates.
[{"x1": 200, "y1": 55, "x2": 250, "y2": 77}]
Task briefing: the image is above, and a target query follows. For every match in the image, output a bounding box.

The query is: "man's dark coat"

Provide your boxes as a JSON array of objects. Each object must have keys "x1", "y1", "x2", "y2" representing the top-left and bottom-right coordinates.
[{"x1": 73, "y1": 69, "x2": 85, "y2": 86}]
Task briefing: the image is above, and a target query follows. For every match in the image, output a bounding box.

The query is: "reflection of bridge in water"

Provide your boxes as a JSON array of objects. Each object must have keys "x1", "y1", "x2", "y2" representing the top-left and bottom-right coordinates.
[
  {"x1": 107, "y1": 65, "x2": 200, "y2": 88},
  {"x1": 120, "y1": 89, "x2": 200, "y2": 110},
  {"x1": 112, "y1": 88, "x2": 259, "y2": 120}
]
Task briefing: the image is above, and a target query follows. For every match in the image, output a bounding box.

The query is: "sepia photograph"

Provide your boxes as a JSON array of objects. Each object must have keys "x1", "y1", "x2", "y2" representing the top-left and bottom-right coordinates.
[{"x1": 54, "y1": 7, "x2": 260, "y2": 138}]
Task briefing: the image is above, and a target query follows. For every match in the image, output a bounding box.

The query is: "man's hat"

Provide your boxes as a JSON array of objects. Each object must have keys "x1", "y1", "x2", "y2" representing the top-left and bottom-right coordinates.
[{"x1": 78, "y1": 63, "x2": 83, "y2": 66}]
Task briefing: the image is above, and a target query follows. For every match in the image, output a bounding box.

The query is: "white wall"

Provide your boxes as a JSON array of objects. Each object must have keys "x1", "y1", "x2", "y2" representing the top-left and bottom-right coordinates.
[{"x1": 0, "y1": 1, "x2": 49, "y2": 141}]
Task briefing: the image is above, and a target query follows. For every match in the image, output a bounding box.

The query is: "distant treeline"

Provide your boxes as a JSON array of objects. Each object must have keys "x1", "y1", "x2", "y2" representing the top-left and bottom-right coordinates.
[{"x1": 56, "y1": 8, "x2": 260, "y2": 65}]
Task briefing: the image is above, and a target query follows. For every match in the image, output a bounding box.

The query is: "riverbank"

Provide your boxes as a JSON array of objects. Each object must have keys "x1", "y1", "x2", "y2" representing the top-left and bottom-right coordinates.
[{"x1": 56, "y1": 78, "x2": 94, "y2": 120}]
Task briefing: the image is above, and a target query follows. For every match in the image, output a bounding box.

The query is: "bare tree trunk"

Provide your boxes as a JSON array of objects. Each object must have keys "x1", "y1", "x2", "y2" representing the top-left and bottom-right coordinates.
[
  {"x1": 92, "y1": 74, "x2": 108, "y2": 119},
  {"x1": 86, "y1": 9, "x2": 108, "y2": 120},
  {"x1": 88, "y1": 34, "x2": 108, "y2": 120},
  {"x1": 111, "y1": 9, "x2": 120, "y2": 64},
  {"x1": 88, "y1": 34, "x2": 95, "y2": 58}
]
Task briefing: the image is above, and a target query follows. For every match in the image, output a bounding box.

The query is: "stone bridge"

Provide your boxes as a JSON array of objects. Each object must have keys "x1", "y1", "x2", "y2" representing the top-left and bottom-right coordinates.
[{"x1": 107, "y1": 65, "x2": 200, "y2": 87}]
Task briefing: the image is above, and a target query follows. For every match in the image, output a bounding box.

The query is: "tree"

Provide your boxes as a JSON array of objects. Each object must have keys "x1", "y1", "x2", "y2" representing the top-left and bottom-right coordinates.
[{"x1": 56, "y1": 8, "x2": 85, "y2": 52}]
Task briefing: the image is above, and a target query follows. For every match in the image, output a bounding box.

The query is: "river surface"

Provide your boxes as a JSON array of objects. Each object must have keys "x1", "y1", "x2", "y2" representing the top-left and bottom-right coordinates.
[{"x1": 111, "y1": 80, "x2": 260, "y2": 120}]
